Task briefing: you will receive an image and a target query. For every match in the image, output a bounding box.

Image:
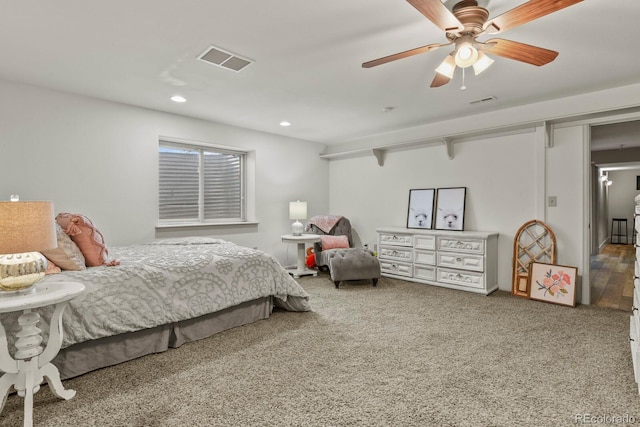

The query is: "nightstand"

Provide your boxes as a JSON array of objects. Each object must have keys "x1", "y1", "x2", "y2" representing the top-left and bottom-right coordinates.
[
  {"x1": 281, "y1": 234, "x2": 321, "y2": 278},
  {"x1": 0, "y1": 281, "x2": 85, "y2": 427}
]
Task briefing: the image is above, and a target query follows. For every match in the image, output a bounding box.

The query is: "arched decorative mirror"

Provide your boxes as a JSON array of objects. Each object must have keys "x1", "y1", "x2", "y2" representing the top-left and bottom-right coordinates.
[{"x1": 512, "y1": 220, "x2": 557, "y2": 298}]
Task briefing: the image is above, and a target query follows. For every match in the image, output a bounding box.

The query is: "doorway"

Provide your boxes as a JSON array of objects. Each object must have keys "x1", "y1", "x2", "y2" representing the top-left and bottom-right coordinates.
[{"x1": 589, "y1": 120, "x2": 640, "y2": 310}]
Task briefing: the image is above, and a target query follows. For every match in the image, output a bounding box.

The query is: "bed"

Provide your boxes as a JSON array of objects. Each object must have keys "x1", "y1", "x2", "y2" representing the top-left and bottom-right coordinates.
[{"x1": 4, "y1": 237, "x2": 311, "y2": 379}]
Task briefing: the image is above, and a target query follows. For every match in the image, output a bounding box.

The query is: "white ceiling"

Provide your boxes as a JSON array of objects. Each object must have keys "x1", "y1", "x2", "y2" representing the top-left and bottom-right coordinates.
[{"x1": 1, "y1": 0, "x2": 639, "y2": 145}]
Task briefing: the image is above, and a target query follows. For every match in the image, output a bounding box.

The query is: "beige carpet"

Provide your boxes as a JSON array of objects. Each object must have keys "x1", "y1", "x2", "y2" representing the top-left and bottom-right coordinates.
[{"x1": 0, "y1": 275, "x2": 637, "y2": 426}]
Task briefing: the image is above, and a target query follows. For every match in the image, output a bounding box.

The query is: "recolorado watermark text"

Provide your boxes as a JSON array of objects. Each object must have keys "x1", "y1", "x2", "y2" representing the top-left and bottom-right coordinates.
[{"x1": 575, "y1": 414, "x2": 637, "y2": 424}]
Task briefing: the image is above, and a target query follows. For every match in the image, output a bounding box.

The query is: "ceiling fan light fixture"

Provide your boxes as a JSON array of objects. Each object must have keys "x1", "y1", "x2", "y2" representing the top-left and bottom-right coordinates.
[
  {"x1": 454, "y1": 42, "x2": 478, "y2": 68},
  {"x1": 435, "y1": 55, "x2": 456, "y2": 79},
  {"x1": 472, "y1": 51, "x2": 494, "y2": 75}
]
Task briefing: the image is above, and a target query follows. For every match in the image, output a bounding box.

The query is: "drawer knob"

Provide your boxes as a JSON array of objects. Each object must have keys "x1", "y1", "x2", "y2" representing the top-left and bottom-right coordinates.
[
  {"x1": 456, "y1": 257, "x2": 462, "y2": 263},
  {"x1": 633, "y1": 307, "x2": 638, "y2": 312}
]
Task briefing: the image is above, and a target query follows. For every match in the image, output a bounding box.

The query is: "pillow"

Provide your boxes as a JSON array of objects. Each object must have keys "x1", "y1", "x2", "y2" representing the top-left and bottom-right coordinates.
[
  {"x1": 56, "y1": 213, "x2": 108, "y2": 267},
  {"x1": 41, "y1": 222, "x2": 86, "y2": 271},
  {"x1": 320, "y1": 235, "x2": 350, "y2": 250}
]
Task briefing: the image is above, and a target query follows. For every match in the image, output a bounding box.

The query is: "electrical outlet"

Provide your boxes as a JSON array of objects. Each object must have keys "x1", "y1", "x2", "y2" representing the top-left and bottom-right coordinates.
[{"x1": 548, "y1": 196, "x2": 557, "y2": 207}]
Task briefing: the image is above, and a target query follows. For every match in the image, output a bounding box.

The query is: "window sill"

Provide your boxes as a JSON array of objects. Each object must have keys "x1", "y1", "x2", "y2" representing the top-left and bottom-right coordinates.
[{"x1": 156, "y1": 221, "x2": 259, "y2": 230}]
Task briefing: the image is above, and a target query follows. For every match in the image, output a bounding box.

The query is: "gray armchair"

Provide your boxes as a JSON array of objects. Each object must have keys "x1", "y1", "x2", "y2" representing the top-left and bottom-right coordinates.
[{"x1": 305, "y1": 216, "x2": 380, "y2": 288}]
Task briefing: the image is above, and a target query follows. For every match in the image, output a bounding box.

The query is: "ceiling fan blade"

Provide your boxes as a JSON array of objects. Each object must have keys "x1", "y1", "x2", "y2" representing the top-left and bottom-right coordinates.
[
  {"x1": 362, "y1": 43, "x2": 446, "y2": 68},
  {"x1": 430, "y1": 72, "x2": 451, "y2": 88},
  {"x1": 485, "y1": 38, "x2": 558, "y2": 66},
  {"x1": 406, "y1": 0, "x2": 464, "y2": 33},
  {"x1": 484, "y1": 0, "x2": 583, "y2": 34}
]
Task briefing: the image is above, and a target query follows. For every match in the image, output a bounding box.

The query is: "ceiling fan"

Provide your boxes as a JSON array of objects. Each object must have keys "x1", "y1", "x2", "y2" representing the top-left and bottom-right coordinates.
[{"x1": 362, "y1": 0, "x2": 583, "y2": 88}]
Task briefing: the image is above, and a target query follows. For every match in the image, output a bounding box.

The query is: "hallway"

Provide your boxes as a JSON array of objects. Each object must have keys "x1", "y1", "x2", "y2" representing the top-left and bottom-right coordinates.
[{"x1": 591, "y1": 243, "x2": 634, "y2": 311}]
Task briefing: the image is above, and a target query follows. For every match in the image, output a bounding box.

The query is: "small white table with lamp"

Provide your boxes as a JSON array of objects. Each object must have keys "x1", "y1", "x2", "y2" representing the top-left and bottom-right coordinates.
[
  {"x1": 283, "y1": 200, "x2": 320, "y2": 278},
  {"x1": 0, "y1": 197, "x2": 85, "y2": 426}
]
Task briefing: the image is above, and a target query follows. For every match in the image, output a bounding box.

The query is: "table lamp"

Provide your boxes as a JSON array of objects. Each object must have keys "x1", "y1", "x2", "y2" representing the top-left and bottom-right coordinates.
[
  {"x1": 0, "y1": 197, "x2": 56, "y2": 293},
  {"x1": 289, "y1": 201, "x2": 307, "y2": 236}
]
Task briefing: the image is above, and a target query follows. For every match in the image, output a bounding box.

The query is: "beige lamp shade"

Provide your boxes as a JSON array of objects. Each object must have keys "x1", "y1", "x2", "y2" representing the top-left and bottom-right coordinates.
[{"x1": 0, "y1": 201, "x2": 56, "y2": 254}]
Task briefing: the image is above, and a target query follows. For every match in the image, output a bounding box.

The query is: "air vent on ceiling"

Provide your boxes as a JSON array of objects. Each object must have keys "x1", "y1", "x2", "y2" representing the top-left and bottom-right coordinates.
[
  {"x1": 197, "y1": 45, "x2": 253, "y2": 72},
  {"x1": 469, "y1": 96, "x2": 497, "y2": 105}
]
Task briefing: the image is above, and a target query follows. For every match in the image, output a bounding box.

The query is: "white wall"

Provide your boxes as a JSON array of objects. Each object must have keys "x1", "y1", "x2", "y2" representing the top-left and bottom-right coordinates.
[
  {"x1": 329, "y1": 130, "x2": 541, "y2": 295},
  {"x1": 545, "y1": 125, "x2": 589, "y2": 302},
  {"x1": 593, "y1": 166, "x2": 609, "y2": 251},
  {"x1": 0, "y1": 79, "x2": 329, "y2": 266}
]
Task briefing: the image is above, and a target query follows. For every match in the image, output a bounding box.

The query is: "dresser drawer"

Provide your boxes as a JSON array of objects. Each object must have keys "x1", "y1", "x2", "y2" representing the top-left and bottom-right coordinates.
[
  {"x1": 437, "y1": 237, "x2": 484, "y2": 254},
  {"x1": 379, "y1": 232, "x2": 412, "y2": 247},
  {"x1": 380, "y1": 260, "x2": 412, "y2": 277},
  {"x1": 414, "y1": 264, "x2": 436, "y2": 281},
  {"x1": 414, "y1": 235, "x2": 436, "y2": 250},
  {"x1": 437, "y1": 252, "x2": 484, "y2": 272},
  {"x1": 635, "y1": 215, "x2": 640, "y2": 233},
  {"x1": 379, "y1": 245, "x2": 412, "y2": 262},
  {"x1": 414, "y1": 249, "x2": 436, "y2": 266},
  {"x1": 437, "y1": 268, "x2": 485, "y2": 290}
]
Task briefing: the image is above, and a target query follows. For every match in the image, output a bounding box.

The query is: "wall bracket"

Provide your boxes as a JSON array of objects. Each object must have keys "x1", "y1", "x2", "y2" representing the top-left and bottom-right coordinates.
[
  {"x1": 372, "y1": 149, "x2": 386, "y2": 166},
  {"x1": 443, "y1": 138, "x2": 454, "y2": 160}
]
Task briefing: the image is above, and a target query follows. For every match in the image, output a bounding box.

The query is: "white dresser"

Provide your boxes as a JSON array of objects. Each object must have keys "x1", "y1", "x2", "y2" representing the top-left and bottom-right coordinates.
[
  {"x1": 376, "y1": 227, "x2": 499, "y2": 295},
  {"x1": 630, "y1": 194, "x2": 640, "y2": 395}
]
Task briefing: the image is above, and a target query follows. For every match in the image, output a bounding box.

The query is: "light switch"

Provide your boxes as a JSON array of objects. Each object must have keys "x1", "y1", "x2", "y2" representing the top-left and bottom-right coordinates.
[{"x1": 548, "y1": 196, "x2": 557, "y2": 207}]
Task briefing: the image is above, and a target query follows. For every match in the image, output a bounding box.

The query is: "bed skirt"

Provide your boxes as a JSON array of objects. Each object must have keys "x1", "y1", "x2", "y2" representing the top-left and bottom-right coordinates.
[{"x1": 54, "y1": 297, "x2": 273, "y2": 380}]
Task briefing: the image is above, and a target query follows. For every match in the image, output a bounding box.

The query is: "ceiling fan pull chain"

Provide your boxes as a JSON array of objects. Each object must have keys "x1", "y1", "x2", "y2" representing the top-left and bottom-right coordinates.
[{"x1": 461, "y1": 67, "x2": 467, "y2": 91}]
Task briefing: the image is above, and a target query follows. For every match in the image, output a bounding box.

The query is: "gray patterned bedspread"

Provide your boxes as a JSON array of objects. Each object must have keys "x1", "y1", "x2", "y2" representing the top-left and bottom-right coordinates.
[{"x1": 30, "y1": 237, "x2": 310, "y2": 348}]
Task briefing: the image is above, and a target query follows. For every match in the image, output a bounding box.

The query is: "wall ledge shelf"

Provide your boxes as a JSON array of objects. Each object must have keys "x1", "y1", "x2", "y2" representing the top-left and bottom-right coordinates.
[{"x1": 319, "y1": 122, "x2": 540, "y2": 165}]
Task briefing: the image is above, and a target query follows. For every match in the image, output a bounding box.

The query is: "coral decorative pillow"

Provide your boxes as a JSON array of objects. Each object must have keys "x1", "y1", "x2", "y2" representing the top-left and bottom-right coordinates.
[
  {"x1": 320, "y1": 235, "x2": 349, "y2": 250},
  {"x1": 56, "y1": 213, "x2": 109, "y2": 267},
  {"x1": 41, "y1": 222, "x2": 86, "y2": 271}
]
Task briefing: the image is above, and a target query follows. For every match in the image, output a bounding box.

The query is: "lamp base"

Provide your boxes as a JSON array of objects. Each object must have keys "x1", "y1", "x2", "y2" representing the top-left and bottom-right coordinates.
[
  {"x1": 291, "y1": 220, "x2": 304, "y2": 236},
  {"x1": 0, "y1": 252, "x2": 47, "y2": 293}
]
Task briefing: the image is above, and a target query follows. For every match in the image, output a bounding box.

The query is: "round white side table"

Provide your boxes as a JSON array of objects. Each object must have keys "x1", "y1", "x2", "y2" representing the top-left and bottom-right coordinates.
[
  {"x1": 0, "y1": 281, "x2": 85, "y2": 427},
  {"x1": 281, "y1": 234, "x2": 321, "y2": 278}
]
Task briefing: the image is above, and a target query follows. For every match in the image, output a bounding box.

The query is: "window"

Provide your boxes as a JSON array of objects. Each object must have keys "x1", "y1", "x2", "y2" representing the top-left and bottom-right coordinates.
[{"x1": 159, "y1": 139, "x2": 246, "y2": 225}]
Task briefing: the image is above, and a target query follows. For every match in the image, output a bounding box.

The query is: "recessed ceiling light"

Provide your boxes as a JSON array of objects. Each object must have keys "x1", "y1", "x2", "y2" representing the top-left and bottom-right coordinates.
[
  {"x1": 171, "y1": 95, "x2": 186, "y2": 103},
  {"x1": 280, "y1": 121, "x2": 291, "y2": 127}
]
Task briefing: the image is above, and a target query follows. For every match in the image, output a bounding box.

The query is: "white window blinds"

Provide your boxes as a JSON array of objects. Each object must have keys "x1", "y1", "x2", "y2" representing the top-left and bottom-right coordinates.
[{"x1": 159, "y1": 141, "x2": 245, "y2": 224}]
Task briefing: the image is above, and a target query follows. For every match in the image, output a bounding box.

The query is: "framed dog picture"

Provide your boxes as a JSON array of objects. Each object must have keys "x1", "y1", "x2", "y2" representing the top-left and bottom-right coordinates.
[
  {"x1": 434, "y1": 187, "x2": 466, "y2": 231},
  {"x1": 406, "y1": 188, "x2": 435, "y2": 229},
  {"x1": 528, "y1": 262, "x2": 577, "y2": 307}
]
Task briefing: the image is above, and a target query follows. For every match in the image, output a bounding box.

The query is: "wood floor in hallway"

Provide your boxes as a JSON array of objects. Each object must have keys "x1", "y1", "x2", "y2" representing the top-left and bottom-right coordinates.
[{"x1": 591, "y1": 243, "x2": 634, "y2": 311}]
